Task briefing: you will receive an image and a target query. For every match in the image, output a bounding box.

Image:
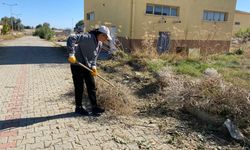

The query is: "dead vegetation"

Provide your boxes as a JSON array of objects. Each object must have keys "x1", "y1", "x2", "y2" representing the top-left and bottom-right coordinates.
[
  {"x1": 96, "y1": 41, "x2": 250, "y2": 149},
  {"x1": 0, "y1": 32, "x2": 24, "y2": 41},
  {"x1": 96, "y1": 79, "x2": 138, "y2": 115},
  {"x1": 138, "y1": 66, "x2": 250, "y2": 148},
  {"x1": 183, "y1": 77, "x2": 250, "y2": 128}
]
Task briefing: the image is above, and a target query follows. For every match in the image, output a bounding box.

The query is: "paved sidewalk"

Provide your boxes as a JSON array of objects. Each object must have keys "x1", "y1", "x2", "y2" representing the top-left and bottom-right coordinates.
[{"x1": 0, "y1": 36, "x2": 172, "y2": 150}]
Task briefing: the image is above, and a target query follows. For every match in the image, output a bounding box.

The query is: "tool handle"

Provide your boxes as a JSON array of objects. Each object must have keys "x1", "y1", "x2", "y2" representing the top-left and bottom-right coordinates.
[{"x1": 76, "y1": 62, "x2": 115, "y2": 87}]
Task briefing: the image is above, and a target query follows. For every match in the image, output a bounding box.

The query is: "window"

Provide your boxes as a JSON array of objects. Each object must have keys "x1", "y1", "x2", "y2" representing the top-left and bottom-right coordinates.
[
  {"x1": 154, "y1": 6, "x2": 162, "y2": 15},
  {"x1": 146, "y1": 5, "x2": 154, "y2": 14},
  {"x1": 214, "y1": 12, "x2": 220, "y2": 21},
  {"x1": 146, "y1": 4, "x2": 179, "y2": 16},
  {"x1": 170, "y1": 8, "x2": 177, "y2": 16},
  {"x1": 235, "y1": 22, "x2": 240, "y2": 25},
  {"x1": 203, "y1": 11, "x2": 227, "y2": 21},
  {"x1": 219, "y1": 13, "x2": 225, "y2": 21},
  {"x1": 87, "y1": 12, "x2": 95, "y2": 21},
  {"x1": 163, "y1": 7, "x2": 170, "y2": 16}
]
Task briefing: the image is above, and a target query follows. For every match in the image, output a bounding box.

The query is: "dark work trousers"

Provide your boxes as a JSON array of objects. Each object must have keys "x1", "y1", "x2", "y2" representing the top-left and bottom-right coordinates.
[{"x1": 70, "y1": 64, "x2": 97, "y2": 108}]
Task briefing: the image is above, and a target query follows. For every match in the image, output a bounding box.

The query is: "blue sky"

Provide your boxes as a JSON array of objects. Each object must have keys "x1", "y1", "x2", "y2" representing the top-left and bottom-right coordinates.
[
  {"x1": 0, "y1": 0, "x2": 249, "y2": 29},
  {"x1": 236, "y1": 0, "x2": 250, "y2": 12},
  {"x1": 0, "y1": 0, "x2": 83, "y2": 29}
]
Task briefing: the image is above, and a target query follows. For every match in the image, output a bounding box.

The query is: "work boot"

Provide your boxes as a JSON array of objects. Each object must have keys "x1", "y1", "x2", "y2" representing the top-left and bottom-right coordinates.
[
  {"x1": 75, "y1": 106, "x2": 89, "y2": 116},
  {"x1": 92, "y1": 106, "x2": 105, "y2": 114}
]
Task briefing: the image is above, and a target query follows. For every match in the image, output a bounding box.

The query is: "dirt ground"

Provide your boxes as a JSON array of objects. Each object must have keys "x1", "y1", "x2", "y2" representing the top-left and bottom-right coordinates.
[{"x1": 97, "y1": 54, "x2": 250, "y2": 150}]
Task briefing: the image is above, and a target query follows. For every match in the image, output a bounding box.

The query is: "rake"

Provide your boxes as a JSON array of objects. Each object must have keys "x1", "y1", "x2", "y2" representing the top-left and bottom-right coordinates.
[{"x1": 76, "y1": 62, "x2": 115, "y2": 87}]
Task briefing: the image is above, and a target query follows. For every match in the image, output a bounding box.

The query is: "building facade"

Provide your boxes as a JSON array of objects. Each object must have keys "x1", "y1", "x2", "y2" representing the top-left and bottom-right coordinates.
[
  {"x1": 233, "y1": 10, "x2": 250, "y2": 34},
  {"x1": 85, "y1": 0, "x2": 237, "y2": 55}
]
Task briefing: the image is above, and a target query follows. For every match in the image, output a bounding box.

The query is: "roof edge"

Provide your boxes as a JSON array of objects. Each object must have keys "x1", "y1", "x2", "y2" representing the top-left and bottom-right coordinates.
[{"x1": 236, "y1": 10, "x2": 250, "y2": 14}]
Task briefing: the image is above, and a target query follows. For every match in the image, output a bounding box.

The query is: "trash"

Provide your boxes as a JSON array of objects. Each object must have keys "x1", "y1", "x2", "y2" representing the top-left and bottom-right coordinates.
[
  {"x1": 204, "y1": 68, "x2": 220, "y2": 78},
  {"x1": 223, "y1": 119, "x2": 245, "y2": 140}
]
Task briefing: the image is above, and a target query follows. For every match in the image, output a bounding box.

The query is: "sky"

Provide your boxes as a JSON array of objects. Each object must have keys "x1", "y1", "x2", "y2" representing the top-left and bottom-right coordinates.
[
  {"x1": 0, "y1": 0, "x2": 249, "y2": 29},
  {"x1": 0, "y1": 0, "x2": 83, "y2": 29}
]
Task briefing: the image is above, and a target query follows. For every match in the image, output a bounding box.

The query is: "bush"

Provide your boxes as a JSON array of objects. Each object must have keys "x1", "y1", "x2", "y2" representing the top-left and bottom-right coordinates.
[
  {"x1": 33, "y1": 23, "x2": 54, "y2": 40},
  {"x1": 235, "y1": 28, "x2": 250, "y2": 43},
  {"x1": 235, "y1": 48, "x2": 244, "y2": 55},
  {"x1": 1, "y1": 24, "x2": 10, "y2": 35}
]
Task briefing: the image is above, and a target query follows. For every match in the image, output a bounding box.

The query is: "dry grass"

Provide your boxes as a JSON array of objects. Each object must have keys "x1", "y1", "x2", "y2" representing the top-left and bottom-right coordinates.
[
  {"x1": 0, "y1": 33, "x2": 24, "y2": 40},
  {"x1": 244, "y1": 42, "x2": 250, "y2": 58},
  {"x1": 184, "y1": 77, "x2": 250, "y2": 128},
  {"x1": 155, "y1": 67, "x2": 187, "y2": 101},
  {"x1": 96, "y1": 79, "x2": 137, "y2": 115},
  {"x1": 151, "y1": 68, "x2": 250, "y2": 137}
]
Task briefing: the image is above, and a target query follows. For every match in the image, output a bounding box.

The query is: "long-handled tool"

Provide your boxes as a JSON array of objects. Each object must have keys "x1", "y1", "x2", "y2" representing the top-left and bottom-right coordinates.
[{"x1": 77, "y1": 62, "x2": 115, "y2": 87}]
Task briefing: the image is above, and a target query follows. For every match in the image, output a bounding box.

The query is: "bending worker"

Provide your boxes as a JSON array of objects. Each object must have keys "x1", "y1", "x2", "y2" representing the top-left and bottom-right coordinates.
[{"x1": 67, "y1": 25, "x2": 112, "y2": 115}]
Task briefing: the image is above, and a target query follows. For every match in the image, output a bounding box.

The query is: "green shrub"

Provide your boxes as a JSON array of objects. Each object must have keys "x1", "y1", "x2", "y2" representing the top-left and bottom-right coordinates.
[
  {"x1": 146, "y1": 59, "x2": 168, "y2": 72},
  {"x1": 1, "y1": 24, "x2": 10, "y2": 35},
  {"x1": 209, "y1": 55, "x2": 241, "y2": 69},
  {"x1": 174, "y1": 59, "x2": 209, "y2": 77},
  {"x1": 235, "y1": 27, "x2": 250, "y2": 42},
  {"x1": 235, "y1": 48, "x2": 244, "y2": 55},
  {"x1": 33, "y1": 23, "x2": 54, "y2": 40}
]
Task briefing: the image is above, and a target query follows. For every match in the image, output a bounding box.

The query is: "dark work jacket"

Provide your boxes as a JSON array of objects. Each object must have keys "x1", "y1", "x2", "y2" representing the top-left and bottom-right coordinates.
[{"x1": 67, "y1": 33, "x2": 102, "y2": 68}]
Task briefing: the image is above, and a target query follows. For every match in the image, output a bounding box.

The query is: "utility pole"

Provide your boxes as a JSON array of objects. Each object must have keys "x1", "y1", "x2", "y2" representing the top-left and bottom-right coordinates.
[
  {"x1": 2, "y1": 2, "x2": 18, "y2": 32},
  {"x1": 12, "y1": 13, "x2": 22, "y2": 31},
  {"x1": 71, "y1": 18, "x2": 74, "y2": 33}
]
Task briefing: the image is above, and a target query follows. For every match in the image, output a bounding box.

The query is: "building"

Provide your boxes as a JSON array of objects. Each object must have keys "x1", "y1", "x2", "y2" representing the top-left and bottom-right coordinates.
[
  {"x1": 85, "y1": 0, "x2": 237, "y2": 55},
  {"x1": 233, "y1": 10, "x2": 250, "y2": 34}
]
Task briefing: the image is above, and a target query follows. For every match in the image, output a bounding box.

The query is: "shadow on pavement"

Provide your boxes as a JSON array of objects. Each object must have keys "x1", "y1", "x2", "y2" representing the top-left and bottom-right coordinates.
[
  {"x1": 0, "y1": 46, "x2": 68, "y2": 65},
  {"x1": 0, "y1": 112, "x2": 80, "y2": 131}
]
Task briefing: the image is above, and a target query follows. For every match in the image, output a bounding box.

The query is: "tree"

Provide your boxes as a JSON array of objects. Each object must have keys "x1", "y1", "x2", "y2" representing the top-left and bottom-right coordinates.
[
  {"x1": 43, "y1": 23, "x2": 50, "y2": 28},
  {"x1": 1, "y1": 16, "x2": 24, "y2": 31},
  {"x1": 33, "y1": 23, "x2": 55, "y2": 40},
  {"x1": 1, "y1": 17, "x2": 11, "y2": 26},
  {"x1": 35, "y1": 24, "x2": 42, "y2": 29},
  {"x1": 74, "y1": 20, "x2": 84, "y2": 33},
  {"x1": 75, "y1": 20, "x2": 84, "y2": 27},
  {"x1": 24, "y1": 26, "x2": 32, "y2": 29}
]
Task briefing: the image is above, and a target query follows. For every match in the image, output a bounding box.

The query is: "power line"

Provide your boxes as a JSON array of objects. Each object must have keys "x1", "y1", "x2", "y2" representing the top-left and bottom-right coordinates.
[{"x1": 2, "y1": 2, "x2": 18, "y2": 31}]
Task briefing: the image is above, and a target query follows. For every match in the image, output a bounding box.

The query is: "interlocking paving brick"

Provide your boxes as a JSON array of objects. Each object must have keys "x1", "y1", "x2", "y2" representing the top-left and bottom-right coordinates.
[
  {"x1": 0, "y1": 137, "x2": 8, "y2": 144},
  {"x1": 83, "y1": 145, "x2": 102, "y2": 150},
  {"x1": 17, "y1": 137, "x2": 35, "y2": 145},
  {"x1": 54, "y1": 142, "x2": 73, "y2": 150},
  {"x1": 0, "y1": 36, "x2": 173, "y2": 149},
  {"x1": 0, "y1": 130, "x2": 17, "y2": 137},
  {"x1": 0, "y1": 141, "x2": 17, "y2": 149},
  {"x1": 26, "y1": 142, "x2": 44, "y2": 150},
  {"x1": 26, "y1": 131, "x2": 43, "y2": 139}
]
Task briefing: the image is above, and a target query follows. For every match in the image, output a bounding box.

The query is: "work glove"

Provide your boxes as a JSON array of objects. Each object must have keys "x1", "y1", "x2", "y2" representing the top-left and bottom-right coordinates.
[
  {"x1": 68, "y1": 54, "x2": 77, "y2": 64},
  {"x1": 91, "y1": 66, "x2": 98, "y2": 76}
]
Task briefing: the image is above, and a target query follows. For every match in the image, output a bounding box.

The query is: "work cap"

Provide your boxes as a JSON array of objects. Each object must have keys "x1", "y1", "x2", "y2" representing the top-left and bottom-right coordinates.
[{"x1": 98, "y1": 26, "x2": 112, "y2": 41}]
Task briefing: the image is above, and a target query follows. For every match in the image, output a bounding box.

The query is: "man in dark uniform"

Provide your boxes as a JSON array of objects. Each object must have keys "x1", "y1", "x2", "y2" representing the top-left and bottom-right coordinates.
[{"x1": 67, "y1": 26, "x2": 112, "y2": 115}]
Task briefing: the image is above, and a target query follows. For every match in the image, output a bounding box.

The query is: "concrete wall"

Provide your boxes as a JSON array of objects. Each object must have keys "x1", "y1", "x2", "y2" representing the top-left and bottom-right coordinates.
[
  {"x1": 84, "y1": 0, "x2": 131, "y2": 38},
  {"x1": 233, "y1": 10, "x2": 250, "y2": 33},
  {"x1": 132, "y1": 0, "x2": 236, "y2": 41}
]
